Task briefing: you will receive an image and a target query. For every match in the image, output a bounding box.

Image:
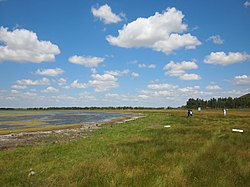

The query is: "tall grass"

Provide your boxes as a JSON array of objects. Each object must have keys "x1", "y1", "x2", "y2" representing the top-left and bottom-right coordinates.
[{"x1": 0, "y1": 109, "x2": 249, "y2": 186}]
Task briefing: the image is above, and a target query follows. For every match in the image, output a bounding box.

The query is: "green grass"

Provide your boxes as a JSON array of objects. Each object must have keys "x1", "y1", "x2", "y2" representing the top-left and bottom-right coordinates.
[{"x1": 0, "y1": 109, "x2": 250, "y2": 186}]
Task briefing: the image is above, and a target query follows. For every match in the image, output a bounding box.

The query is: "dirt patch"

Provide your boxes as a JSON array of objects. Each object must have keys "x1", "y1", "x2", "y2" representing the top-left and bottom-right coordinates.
[{"x1": 0, "y1": 124, "x2": 101, "y2": 150}]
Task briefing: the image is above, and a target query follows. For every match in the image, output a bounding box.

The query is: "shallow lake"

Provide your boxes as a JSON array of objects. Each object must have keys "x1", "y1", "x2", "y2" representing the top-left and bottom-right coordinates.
[{"x1": 0, "y1": 111, "x2": 132, "y2": 130}]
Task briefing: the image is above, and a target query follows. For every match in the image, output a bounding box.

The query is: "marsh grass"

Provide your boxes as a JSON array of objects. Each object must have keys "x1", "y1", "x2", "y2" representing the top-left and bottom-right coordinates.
[
  {"x1": 0, "y1": 124, "x2": 83, "y2": 135},
  {"x1": 0, "y1": 109, "x2": 249, "y2": 186}
]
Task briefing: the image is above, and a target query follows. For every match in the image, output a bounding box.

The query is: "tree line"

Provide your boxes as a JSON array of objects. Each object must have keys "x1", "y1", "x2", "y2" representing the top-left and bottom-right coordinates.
[
  {"x1": 0, "y1": 106, "x2": 167, "y2": 110},
  {"x1": 186, "y1": 97, "x2": 250, "y2": 109}
]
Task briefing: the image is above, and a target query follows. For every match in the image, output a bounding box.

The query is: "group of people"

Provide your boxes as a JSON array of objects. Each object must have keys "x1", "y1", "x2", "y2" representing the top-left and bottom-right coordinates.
[{"x1": 187, "y1": 107, "x2": 227, "y2": 117}]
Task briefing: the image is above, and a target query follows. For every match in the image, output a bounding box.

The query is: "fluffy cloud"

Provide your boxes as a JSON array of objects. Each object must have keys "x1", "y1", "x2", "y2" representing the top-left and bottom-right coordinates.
[
  {"x1": 179, "y1": 73, "x2": 201, "y2": 80},
  {"x1": 105, "y1": 93, "x2": 119, "y2": 98},
  {"x1": 164, "y1": 60, "x2": 198, "y2": 76},
  {"x1": 11, "y1": 90, "x2": 19, "y2": 94},
  {"x1": 141, "y1": 83, "x2": 179, "y2": 98},
  {"x1": 16, "y1": 77, "x2": 50, "y2": 86},
  {"x1": 79, "y1": 92, "x2": 96, "y2": 100},
  {"x1": 22, "y1": 92, "x2": 38, "y2": 97},
  {"x1": 153, "y1": 90, "x2": 174, "y2": 97},
  {"x1": 68, "y1": 55, "x2": 104, "y2": 67},
  {"x1": 89, "y1": 73, "x2": 118, "y2": 92},
  {"x1": 148, "y1": 83, "x2": 178, "y2": 90},
  {"x1": 244, "y1": 1, "x2": 250, "y2": 7},
  {"x1": 51, "y1": 94, "x2": 75, "y2": 102},
  {"x1": 105, "y1": 69, "x2": 129, "y2": 76},
  {"x1": 138, "y1": 64, "x2": 156, "y2": 69},
  {"x1": 233, "y1": 75, "x2": 250, "y2": 85},
  {"x1": 35, "y1": 68, "x2": 64, "y2": 76},
  {"x1": 57, "y1": 78, "x2": 67, "y2": 86},
  {"x1": 69, "y1": 80, "x2": 87, "y2": 89},
  {"x1": 138, "y1": 94, "x2": 150, "y2": 99},
  {"x1": 178, "y1": 86, "x2": 200, "y2": 93},
  {"x1": 91, "y1": 4, "x2": 123, "y2": 24},
  {"x1": 206, "y1": 85, "x2": 222, "y2": 90},
  {"x1": 42, "y1": 86, "x2": 59, "y2": 93},
  {"x1": 204, "y1": 52, "x2": 250, "y2": 65},
  {"x1": 106, "y1": 7, "x2": 201, "y2": 55},
  {"x1": 164, "y1": 60, "x2": 201, "y2": 80},
  {"x1": 177, "y1": 85, "x2": 213, "y2": 98},
  {"x1": 140, "y1": 89, "x2": 174, "y2": 98},
  {"x1": 0, "y1": 27, "x2": 60, "y2": 63},
  {"x1": 207, "y1": 35, "x2": 224, "y2": 44},
  {"x1": 131, "y1": 72, "x2": 140, "y2": 77},
  {"x1": 11, "y1": 85, "x2": 27, "y2": 89}
]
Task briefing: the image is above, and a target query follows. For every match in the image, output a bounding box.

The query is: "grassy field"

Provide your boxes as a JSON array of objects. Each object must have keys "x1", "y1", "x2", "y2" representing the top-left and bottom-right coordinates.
[{"x1": 0, "y1": 109, "x2": 249, "y2": 186}]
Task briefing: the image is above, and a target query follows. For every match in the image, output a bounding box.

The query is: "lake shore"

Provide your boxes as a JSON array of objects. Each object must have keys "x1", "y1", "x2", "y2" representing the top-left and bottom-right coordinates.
[
  {"x1": 0, "y1": 109, "x2": 249, "y2": 186},
  {"x1": 0, "y1": 114, "x2": 145, "y2": 150}
]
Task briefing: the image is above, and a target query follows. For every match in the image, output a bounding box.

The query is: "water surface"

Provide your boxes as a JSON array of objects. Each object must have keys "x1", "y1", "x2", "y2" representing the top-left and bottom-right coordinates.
[{"x1": 0, "y1": 111, "x2": 132, "y2": 130}]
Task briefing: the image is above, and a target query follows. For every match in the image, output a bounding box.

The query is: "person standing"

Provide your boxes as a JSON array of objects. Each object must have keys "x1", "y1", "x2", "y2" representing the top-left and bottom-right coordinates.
[
  {"x1": 190, "y1": 110, "x2": 193, "y2": 116},
  {"x1": 187, "y1": 109, "x2": 193, "y2": 117},
  {"x1": 223, "y1": 108, "x2": 227, "y2": 116}
]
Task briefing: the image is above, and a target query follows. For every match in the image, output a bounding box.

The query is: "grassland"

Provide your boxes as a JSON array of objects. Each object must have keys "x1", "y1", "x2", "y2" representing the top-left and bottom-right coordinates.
[{"x1": 0, "y1": 109, "x2": 249, "y2": 186}]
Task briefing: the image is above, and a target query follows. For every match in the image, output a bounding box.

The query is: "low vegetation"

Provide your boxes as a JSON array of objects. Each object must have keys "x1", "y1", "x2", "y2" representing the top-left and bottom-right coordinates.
[{"x1": 0, "y1": 109, "x2": 249, "y2": 186}]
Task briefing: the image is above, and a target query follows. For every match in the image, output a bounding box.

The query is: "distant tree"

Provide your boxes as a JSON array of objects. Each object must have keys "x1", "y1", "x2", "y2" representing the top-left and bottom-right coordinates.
[{"x1": 186, "y1": 96, "x2": 250, "y2": 109}]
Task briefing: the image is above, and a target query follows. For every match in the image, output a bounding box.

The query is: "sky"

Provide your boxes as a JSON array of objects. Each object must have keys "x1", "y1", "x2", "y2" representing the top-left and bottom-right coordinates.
[{"x1": 0, "y1": 0, "x2": 250, "y2": 108}]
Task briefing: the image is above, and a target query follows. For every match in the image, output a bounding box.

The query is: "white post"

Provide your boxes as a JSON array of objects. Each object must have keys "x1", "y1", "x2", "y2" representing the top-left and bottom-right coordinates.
[{"x1": 232, "y1": 129, "x2": 243, "y2": 133}]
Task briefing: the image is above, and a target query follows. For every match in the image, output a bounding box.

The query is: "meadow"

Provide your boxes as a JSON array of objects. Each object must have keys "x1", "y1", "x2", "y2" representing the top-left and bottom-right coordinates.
[{"x1": 0, "y1": 109, "x2": 249, "y2": 186}]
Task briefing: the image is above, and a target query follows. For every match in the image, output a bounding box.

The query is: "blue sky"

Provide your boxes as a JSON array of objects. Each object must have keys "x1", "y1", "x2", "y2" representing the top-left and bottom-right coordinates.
[{"x1": 0, "y1": 0, "x2": 250, "y2": 108}]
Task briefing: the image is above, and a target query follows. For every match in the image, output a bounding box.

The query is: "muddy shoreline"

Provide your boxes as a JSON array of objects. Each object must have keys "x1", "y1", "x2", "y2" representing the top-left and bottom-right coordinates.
[{"x1": 0, "y1": 115, "x2": 145, "y2": 150}]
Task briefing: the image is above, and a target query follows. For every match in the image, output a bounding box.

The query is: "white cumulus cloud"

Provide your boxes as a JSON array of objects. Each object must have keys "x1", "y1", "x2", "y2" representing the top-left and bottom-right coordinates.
[
  {"x1": 204, "y1": 52, "x2": 250, "y2": 66},
  {"x1": 148, "y1": 64, "x2": 156, "y2": 69},
  {"x1": 35, "y1": 68, "x2": 64, "y2": 76},
  {"x1": 42, "y1": 86, "x2": 59, "y2": 93},
  {"x1": 140, "y1": 83, "x2": 179, "y2": 99},
  {"x1": 153, "y1": 90, "x2": 174, "y2": 97},
  {"x1": 91, "y1": 4, "x2": 123, "y2": 24},
  {"x1": 11, "y1": 85, "x2": 27, "y2": 89},
  {"x1": 105, "y1": 93, "x2": 119, "y2": 98},
  {"x1": 69, "y1": 80, "x2": 87, "y2": 89},
  {"x1": 179, "y1": 86, "x2": 200, "y2": 93},
  {"x1": 0, "y1": 27, "x2": 60, "y2": 63},
  {"x1": 89, "y1": 73, "x2": 118, "y2": 92},
  {"x1": 207, "y1": 35, "x2": 224, "y2": 44},
  {"x1": 206, "y1": 85, "x2": 222, "y2": 90},
  {"x1": 68, "y1": 55, "x2": 104, "y2": 67},
  {"x1": 148, "y1": 83, "x2": 178, "y2": 90},
  {"x1": 131, "y1": 72, "x2": 140, "y2": 77},
  {"x1": 179, "y1": 73, "x2": 201, "y2": 80},
  {"x1": 138, "y1": 94, "x2": 150, "y2": 99},
  {"x1": 164, "y1": 60, "x2": 198, "y2": 76},
  {"x1": 11, "y1": 90, "x2": 19, "y2": 94},
  {"x1": 164, "y1": 60, "x2": 201, "y2": 80},
  {"x1": 138, "y1": 64, "x2": 156, "y2": 69},
  {"x1": 234, "y1": 75, "x2": 250, "y2": 85},
  {"x1": 244, "y1": 1, "x2": 250, "y2": 7},
  {"x1": 105, "y1": 69, "x2": 130, "y2": 76},
  {"x1": 79, "y1": 92, "x2": 96, "y2": 100},
  {"x1": 57, "y1": 78, "x2": 67, "y2": 86},
  {"x1": 16, "y1": 78, "x2": 50, "y2": 86},
  {"x1": 106, "y1": 7, "x2": 201, "y2": 55}
]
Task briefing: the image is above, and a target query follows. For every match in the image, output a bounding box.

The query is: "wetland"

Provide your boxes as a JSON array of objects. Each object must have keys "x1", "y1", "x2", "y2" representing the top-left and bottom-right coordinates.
[{"x1": 0, "y1": 110, "x2": 132, "y2": 131}]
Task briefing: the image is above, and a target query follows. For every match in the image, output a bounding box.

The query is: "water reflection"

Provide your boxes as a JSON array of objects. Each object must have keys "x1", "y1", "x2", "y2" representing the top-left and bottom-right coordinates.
[{"x1": 0, "y1": 112, "x2": 132, "y2": 130}]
